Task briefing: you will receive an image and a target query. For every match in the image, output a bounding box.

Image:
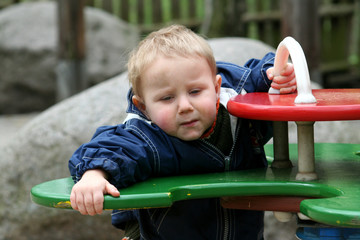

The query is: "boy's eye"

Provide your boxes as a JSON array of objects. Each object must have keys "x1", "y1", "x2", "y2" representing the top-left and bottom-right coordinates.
[
  {"x1": 190, "y1": 89, "x2": 201, "y2": 95},
  {"x1": 160, "y1": 96, "x2": 173, "y2": 101}
]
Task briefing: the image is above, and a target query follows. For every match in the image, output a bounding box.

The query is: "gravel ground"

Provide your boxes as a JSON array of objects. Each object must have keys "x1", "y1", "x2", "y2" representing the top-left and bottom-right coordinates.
[
  {"x1": 0, "y1": 113, "x2": 38, "y2": 147},
  {"x1": 2, "y1": 112, "x2": 359, "y2": 239},
  {"x1": 0, "y1": 112, "x2": 299, "y2": 239}
]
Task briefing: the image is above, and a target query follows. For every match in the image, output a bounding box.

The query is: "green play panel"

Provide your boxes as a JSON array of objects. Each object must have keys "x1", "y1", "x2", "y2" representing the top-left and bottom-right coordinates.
[{"x1": 31, "y1": 143, "x2": 360, "y2": 228}]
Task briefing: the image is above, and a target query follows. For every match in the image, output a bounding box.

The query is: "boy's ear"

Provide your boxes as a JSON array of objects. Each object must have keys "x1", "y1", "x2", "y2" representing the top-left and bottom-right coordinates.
[
  {"x1": 132, "y1": 95, "x2": 147, "y2": 115},
  {"x1": 215, "y1": 74, "x2": 222, "y2": 98}
]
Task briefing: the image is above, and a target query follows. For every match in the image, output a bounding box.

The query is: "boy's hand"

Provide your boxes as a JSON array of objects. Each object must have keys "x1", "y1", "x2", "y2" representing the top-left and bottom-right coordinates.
[
  {"x1": 266, "y1": 63, "x2": 296, "y2": 94},
  {"x1": 70, "y1": 169, "x2": 120, "y2": 216}
]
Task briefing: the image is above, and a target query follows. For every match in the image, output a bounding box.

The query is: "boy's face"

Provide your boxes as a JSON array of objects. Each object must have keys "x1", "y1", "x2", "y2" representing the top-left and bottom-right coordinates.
[{"x1": 133, "y1": 55, "x2": 221, "y2": 141}]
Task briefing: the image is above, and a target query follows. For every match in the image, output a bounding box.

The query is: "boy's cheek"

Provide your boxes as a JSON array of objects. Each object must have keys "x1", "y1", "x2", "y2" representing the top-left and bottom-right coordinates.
[
  {"x1": 199, "y1": 100, "x2": 217, "y2": 119},
  {"x1": 151, "y1": 111, "x2": 174, "y2": 132}
]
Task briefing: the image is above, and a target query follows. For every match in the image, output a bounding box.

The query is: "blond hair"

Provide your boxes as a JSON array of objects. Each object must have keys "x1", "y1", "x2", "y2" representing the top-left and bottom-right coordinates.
[{"x1": 127, "y1": 25, "x2": 216, "y2": 96}]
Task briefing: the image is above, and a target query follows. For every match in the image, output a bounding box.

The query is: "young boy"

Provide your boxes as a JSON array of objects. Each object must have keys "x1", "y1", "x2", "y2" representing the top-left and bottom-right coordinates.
[{"x1": 69, "y1": 25, "x2": 296, "y2": 239}]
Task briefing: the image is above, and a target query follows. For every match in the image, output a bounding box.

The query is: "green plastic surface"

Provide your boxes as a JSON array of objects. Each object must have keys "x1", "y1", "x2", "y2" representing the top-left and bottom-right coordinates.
[{"x1": 31, "y1": 143, "x2": 360, "y2": 228}]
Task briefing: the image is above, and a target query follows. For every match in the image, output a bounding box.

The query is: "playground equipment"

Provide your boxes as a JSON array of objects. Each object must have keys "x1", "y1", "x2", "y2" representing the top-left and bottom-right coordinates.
[{"x1": 31, "y1": 37, "x2": 360, "y2": 239}]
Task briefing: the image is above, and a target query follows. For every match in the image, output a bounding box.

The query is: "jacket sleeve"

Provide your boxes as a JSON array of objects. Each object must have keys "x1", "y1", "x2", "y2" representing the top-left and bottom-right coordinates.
[
  {"x1": 242, "y1": 53, "x2": 275, "y2": 144},
  {"x1": 68, "y1": 119, "x2": 173, "y2": 189},
  {"x1": 217, "y1": 52, "x2": 275, "y2": 94},
  {"x1": 243, "y1": 52, "x2": 275, "y2": 93}
]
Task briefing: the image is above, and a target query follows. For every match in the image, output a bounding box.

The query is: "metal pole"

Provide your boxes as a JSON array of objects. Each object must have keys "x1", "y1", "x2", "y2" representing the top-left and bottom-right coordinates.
[
  {"x1": 56, "y1": 0, "x2": 87, "y2": 101},
  {"x1": 296, "y1": 121, "x2": 317, "y2": 181},
  {"x1": 271, "y1": 121, "x2": 292, "y2": 169}
]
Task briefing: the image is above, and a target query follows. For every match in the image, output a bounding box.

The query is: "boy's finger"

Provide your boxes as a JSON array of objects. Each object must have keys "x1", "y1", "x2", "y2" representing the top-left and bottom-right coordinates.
[
  {"x1": 273, "y1": 72, "x2": 296, "y2": 84},
  {"x1": 70, "y1": 191, "x2": 78, "y2": 210},
  {"x1": 93, "y1": 191, "x2": 105, "y2": 215},
  {"x1": 280, "y1": 85, "x2": 297, "y2": 94},
  {"x1": 84, "y1": 194, "x2": 96, "y2": 216},
  {"x1": 280, "y1": 63, "x2": 294, "y2": 76},
  {"x1": 75, "y1": 194, "x2": 88, "y2": 215},
  {"x1": 105, "y1": 183, "x2": 120, "y2": 197},
  {"x1": 271, "y1": 78, "x2": 296, "y2": 91},
  {"x1": 266, "y1": 67, "x2": 274, "y2": 80}
]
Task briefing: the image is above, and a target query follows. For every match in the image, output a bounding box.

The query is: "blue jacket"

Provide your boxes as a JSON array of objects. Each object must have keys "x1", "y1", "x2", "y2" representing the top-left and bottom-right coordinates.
[{"x1": 69, "y1": 52, "x2": 275, "y2": 240}]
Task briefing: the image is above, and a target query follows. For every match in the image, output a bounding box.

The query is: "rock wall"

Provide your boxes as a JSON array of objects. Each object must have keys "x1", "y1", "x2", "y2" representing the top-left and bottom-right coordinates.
[
  {"x1": 2, "y1": 35, "x2": 358, "y2": 239},
  {"x1": 0, "y1": 73, "x2": 130, "y2": 239},
  {"x1": 0, "y1": 37, "x2": 278, "y2": 239},
  {"x1": 0, "y1": 2, "x2": 139, "y2": 114}
]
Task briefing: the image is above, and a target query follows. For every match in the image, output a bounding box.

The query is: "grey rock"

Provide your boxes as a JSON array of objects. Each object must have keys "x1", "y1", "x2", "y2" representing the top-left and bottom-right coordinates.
[
  {"x1": 0, "y1": 72, "x2": 129, "y2": 240},
  {"x1": 2, "y1": 37, "x2": 358, "y2": 239},
  {"x1": 208, "y1": 37, "x2": 275, "y2": 66},
  {"x1": 0, "y1": 2, "x2": 139, "y2": 114},
  {"x1": 288, "y1": 120, "x2": 360, "y2": 144},
  {"x1": 1, "y1": 37, "x2": 277, "y2": 239}
]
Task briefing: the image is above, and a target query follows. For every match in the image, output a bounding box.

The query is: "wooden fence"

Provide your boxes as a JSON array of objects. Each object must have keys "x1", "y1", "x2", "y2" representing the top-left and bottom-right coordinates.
[
  {"x1": 1, "y1": 0, "x2": 359, "y2": 87},
  {"x1": 240, "y1": 0, "x2": 359, "y2": 86},
  {"x1": 0, "y1": 0, "x2": 206, "y2": 34},
  {"x1": 84, "y1": 0, "x2": 206, "y2": 34}
]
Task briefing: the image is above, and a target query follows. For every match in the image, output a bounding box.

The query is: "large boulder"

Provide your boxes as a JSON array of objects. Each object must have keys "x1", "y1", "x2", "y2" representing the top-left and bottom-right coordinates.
[
  {"x1": 2, "y1": 37, "x2": 358, "y2": 239},
  {"x1": 0, "y1": 37, "x2": 276, "y2": 240},
  {"x1": 0, "y1": 2, "x2": 139, "y2": 114},
  {"x1": 0, "y1": 72, "x2": 130, "y2": 240},
  {"x1": 209, "y1": 37, "x2": 275, "y2": 65}
]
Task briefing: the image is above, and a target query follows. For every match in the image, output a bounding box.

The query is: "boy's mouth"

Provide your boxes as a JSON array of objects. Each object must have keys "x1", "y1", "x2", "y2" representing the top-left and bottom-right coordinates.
[{"x1": 181, "y1": 120, "x2": 198, "y2": 127}]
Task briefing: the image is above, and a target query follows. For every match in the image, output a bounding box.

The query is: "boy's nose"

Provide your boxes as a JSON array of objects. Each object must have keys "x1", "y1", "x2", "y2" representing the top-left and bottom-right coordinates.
[{"x1": 178, "y1": 96, "x2": 193, "y2": 113}]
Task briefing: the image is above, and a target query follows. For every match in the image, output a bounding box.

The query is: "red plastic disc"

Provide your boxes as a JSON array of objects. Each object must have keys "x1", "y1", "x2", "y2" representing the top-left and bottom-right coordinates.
[{"x1": 227, "y1": 89, "x2": 360, "y2": 121}]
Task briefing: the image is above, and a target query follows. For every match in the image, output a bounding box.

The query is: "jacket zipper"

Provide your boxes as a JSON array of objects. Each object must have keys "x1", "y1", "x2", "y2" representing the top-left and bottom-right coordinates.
[
  {"x1": 200, "y1": 119, "x2": 240, "y2": 240},
  {"x1": 224, "y1": 119, "x2": 240, "y2": 172},
  {"x1": 223, "y1": 119, "x2": 240, "y2": 240},
  {"x1": 224, "y1": 156, "x2": 231, "y2": 171},
  {"x1": 199, "y1": 124, "x2": 239, "y2": 172},
  {"x1": 223, "y1": 208, "x2": 230, "y2": 240},
  {"x1": 222, "y1": 133, "x2": 238, "y2": 240}
]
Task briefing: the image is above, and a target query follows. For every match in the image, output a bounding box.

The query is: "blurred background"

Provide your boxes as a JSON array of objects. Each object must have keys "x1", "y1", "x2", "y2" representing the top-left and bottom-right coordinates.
[
  {"x1": 0, "y1": 0, "x2": 359, "y2": 115},
  {"x1": 0, "y1": 1, "x2": 359, "y2": 239}
]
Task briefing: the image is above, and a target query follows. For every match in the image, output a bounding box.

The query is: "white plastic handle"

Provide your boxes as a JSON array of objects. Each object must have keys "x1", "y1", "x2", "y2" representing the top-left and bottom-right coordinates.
[{"x1": 268, "y1": 37, "x2": 316, "y2": 104}]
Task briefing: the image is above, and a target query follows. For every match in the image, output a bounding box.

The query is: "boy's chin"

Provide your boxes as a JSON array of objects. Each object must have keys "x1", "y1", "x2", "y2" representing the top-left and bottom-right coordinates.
[{"x1": 176, "y1": 132, "x2": 203, "y2": 141}]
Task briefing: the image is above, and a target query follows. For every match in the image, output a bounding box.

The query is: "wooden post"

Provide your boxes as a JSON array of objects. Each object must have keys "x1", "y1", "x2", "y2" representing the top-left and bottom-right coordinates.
[
  {"x1": 56, "y1": 0, "x2": 87, "y2": 101},
  {"x1": 281, "y1": 0, "x2": 321, "y2": 85}
]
